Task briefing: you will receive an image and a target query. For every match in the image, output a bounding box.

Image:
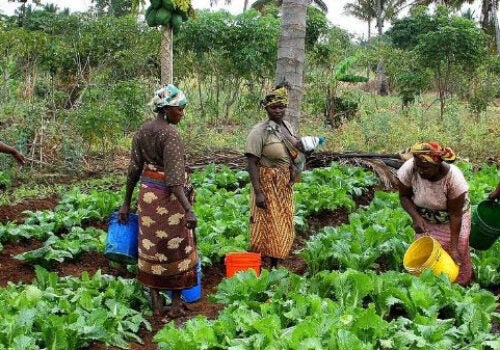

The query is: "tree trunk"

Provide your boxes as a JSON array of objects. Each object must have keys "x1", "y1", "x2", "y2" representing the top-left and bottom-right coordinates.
[
  {"x1": 160, "y1": 27, "x2": 173, "y2": 85},
  {"x1": 243, "y1": 0, "x2": 249, "y2": 11},
  {"x1": 491, "y1": 0, "x2": 500, "y2": 56},
  {"x1": 275, "y1": 0, "x2": 308, "y2": 132},
  {"x1": 480, "y1": 0, "x2": 492, "y2": 29},
  {"x1": 375, "y1": 0, "x2": 388, "y2": 96}
]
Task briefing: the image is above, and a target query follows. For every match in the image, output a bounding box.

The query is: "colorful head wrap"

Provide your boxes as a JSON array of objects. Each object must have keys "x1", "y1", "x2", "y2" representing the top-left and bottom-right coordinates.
[
  {"x1": 149, "y1": 84, "x2": 187, "y2": 112},
  {"x1": 261, "y1": 86, "x2": 289, "y2": 108},
  {"x1": 410, "y1": 142, "x2": 456, "y2": 164}
]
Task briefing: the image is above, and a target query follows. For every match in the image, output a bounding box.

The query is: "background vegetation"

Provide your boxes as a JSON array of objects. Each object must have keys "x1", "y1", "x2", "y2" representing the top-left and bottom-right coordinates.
[{"x1": 0, "y1": 1, "x2": 499, "y2": 185}]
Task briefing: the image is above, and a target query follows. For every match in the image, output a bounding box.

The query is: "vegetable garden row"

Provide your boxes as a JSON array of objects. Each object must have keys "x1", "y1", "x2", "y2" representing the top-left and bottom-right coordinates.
[{"x1": 0, "y1": 162, "x2": 498, "y2": 349}]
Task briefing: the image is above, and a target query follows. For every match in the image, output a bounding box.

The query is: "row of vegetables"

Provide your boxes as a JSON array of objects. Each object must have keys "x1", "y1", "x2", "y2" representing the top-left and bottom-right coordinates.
[{"x1": 0, "y1": 162, "x2": 498, "y2": 348}]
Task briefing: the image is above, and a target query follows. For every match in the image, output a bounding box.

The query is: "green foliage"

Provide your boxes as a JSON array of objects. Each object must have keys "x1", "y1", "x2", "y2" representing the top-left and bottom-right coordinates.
[
  {"x1": 305, "y1": 5, "x2": 329, "y2": 49},
  {"x1": 387, "y1": 6, "x2": 487, "y2": 117},
  {"x1": 15, "y1": 227, "x2": 106, "y2": 265},
  {"x1": 92, "y1": 0, "x2": 134, "y2": 17},
  {"x1": 0, "y1": 170, "x2": 12, "y2": 189},
  {"x1": 387, "y1": 6, "x2": 435, "y2": 50},
  {"x1": 71, "y1": 80, "x2": 148, "y2": 156},
  {"x1": 0, "y1": 267, "x2": 150, "y2": 349},
  {"x1": 156, "y1": 268, "x2": 499, "y2": 349},
  {"x1": 395, "y1": 71, "x2": 431, "y2": 106}
]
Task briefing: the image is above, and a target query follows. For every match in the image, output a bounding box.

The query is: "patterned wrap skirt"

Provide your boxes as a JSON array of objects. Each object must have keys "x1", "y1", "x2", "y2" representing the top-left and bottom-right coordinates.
[
  {"x1": 136, "y1": 165, "x2": 198, "y2": 290},
  {"x1": 415, "y1": 210, "x2": 473, "y2": 285},
  {"x1": 250, "y1": 166, "x2": 294, "y2": 259}
]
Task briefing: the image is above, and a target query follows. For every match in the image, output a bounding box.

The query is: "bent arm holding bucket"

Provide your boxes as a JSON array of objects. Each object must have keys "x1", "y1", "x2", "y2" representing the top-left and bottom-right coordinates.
[
  {"x1": 447, "y1": 192, "x2": 466, "y2": 265},
  {"x1": 398, "y1": 180, "x2": 427, "y2": 234},
  {"x1": 118, "y1": 169, "x2": 140, "y2": 223},
  {"x1": 488, "y1": 181, "x2": 500, "y2": 201},
  {"x1": 119, "y1": 137, "x2": 143, "y2": 224}
]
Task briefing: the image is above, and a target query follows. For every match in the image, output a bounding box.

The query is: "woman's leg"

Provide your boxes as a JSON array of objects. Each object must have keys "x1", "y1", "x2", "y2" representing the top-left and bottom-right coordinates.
[
  {"x1": 150, "y1": 288, "x2": 164, "y2": 316},
  {"x1": 167, "y1": 290, "x2": 186, "y2": 318}
]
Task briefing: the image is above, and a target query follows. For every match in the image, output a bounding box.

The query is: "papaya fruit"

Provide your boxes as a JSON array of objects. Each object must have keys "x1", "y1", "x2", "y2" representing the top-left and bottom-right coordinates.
[
  {"x1": 146, "y1": 8, "x2": 158, "y2": 27},
  {"x1": 162, "y1": 0, "x2": 174, "y2": 11},
  {"x1": 171, "y1": 13, "x2": 182, "y2": 31},
  {"x1": 150, "y1": 0, "x2": 162, "y2": 9},
  {"x1": 156, "y1": 8, "x2": 172, "y2": 26}
]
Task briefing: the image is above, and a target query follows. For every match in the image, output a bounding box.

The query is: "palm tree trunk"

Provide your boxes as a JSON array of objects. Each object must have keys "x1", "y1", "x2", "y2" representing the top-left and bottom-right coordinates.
[
  {"x1": 275, "y1": 0, "x2": 308, "y2": 132},
  {"x1": 491, "y1": 0, "x2": 500, "y2": 56},
  {"x1": 160, "y1": 27, "x2": 173, "y2": 85},
  {"x1": 375, "y1": 0, "x2": 388, "y2": 96}
]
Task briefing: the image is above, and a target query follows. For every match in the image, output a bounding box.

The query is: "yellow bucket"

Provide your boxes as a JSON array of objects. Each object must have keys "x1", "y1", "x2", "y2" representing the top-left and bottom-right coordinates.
[{"x1": 403, "y1": 236, "x2": 459, "y2": 283}]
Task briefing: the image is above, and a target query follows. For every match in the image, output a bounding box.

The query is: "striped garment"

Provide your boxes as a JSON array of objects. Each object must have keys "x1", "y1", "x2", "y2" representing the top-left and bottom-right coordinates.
[
  {"x1": 136, "y1": 165, "x2": 198, "y2": 290},
  {"x1": 415, "y1": 210, "x2": 473, "y2": 285},
  {"x1": 250, "y1": 166, "x2": 294, "y2": 259}
]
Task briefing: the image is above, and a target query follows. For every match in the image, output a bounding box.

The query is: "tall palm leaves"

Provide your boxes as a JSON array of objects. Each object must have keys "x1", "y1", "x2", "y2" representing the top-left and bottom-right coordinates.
[
  {"x1": 344, "y1": 0, "x2": 376, "y2": 38},
  {"x1": 251, "y1": 0, "x2": 328, "y2": 13},
  {"x1": 344, "y1": 0, "x2": 406, "y2": 39}
]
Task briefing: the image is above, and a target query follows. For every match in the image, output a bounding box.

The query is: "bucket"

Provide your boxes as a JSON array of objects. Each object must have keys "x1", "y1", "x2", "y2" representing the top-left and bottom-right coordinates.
[
  {"x1": 403, "y1": 236, "x2": 459, "y2": 283},
  {"x1": 469, "y1": 200, "x2": 500, "y2": 250},
  {"x1": 225, "y1": 252, "x2": 261, "y2": 278},
  {"x1": 167, "y1": 261, "x2": 202, "y2": 303},
  {"x1": 104, "y1": 212, "x2": 139, "y2": 265}
]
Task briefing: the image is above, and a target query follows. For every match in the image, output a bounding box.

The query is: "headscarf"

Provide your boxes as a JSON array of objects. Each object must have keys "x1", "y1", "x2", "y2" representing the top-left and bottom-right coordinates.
[
  {"x1": 149, "y1": 84, "x2": 187, "y2": 112},
  {"x1": 410, "y1": 142, "x2": 456, "y2": 164},
  {"x1": 261, "y1": 86, "x2": 289, "y2": 108}
]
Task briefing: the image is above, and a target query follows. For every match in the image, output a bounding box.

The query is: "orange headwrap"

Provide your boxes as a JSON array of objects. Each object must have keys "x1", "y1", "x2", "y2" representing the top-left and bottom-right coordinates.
[{"x1": 410, "y1": 142, "x2": 456, "y2": 164}]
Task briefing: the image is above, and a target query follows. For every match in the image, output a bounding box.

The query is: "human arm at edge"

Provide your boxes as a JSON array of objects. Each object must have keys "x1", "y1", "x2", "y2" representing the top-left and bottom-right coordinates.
[
  {"x1": 0, "y1": 141, "x2": 25, "y2": 166},
  {"x1": 488, "y1": 181, "x2": 500, "y2": 200},
  {"x1": 447, "y1": 192, "x2": 467, "y2": 265},
  {"x1": 398, "y1": 179, "x2": 427, "y2": 234},
  {"x1": 246, "y1": 153, "x2": 267, "y2": 209}
]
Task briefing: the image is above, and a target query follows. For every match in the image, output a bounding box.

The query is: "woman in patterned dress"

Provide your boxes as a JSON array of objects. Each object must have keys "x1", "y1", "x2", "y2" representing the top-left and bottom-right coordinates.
[
  {"x1": 118, "y1": 84, "x2": 198, "y2": 318},
  {"x1": 245, "y1": 86, "x2": 301, "y2": 269},
  {"x1": 397, "y1": 142, "x2": 472, "y2": 285}
]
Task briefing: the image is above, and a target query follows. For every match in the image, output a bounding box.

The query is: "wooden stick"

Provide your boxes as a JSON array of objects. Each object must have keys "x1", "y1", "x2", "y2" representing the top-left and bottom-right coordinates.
[{"x1": 24, "y1": 157, "x2": 53, "y2": 166}]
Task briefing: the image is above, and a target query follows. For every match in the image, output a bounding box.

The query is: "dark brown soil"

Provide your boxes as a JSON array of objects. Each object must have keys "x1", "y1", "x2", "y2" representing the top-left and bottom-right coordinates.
[{"x1": 0, "y1": 195, "x2": 60, "y2": 224}]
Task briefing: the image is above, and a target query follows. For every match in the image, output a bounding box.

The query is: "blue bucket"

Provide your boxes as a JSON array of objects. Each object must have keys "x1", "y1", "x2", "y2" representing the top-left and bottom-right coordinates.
[
  {"x1": 105, "y1": 212, "x2": 139, "y2": 265},
  {"x1": 167, "y1": 261, "x2": 202, "y2": 303}
]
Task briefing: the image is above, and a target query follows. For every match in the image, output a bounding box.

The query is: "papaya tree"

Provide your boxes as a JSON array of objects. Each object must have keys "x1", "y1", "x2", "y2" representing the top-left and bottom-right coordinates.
[{"x1": 139, "y1": 0, "x2": 191, "y2": 84}]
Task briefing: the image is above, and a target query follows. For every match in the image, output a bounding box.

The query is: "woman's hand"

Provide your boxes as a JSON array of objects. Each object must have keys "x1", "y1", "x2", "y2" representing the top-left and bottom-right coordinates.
[
  {"x1": 13, "y1": 151, "x2": 25, "y2": 166},
  {"x1": 412, "y1": 216, "x2": 428, "y2": 234},
  {"x1": 488, "y1": 183, "x2": 500, "y2": 201},
  {"x1": 185, "y1": 209, "x2": 197, "y2": 229},
  {"x1": 255, "y1": 191, "x2": 267, "y2": 209},
  {"x1": 118, "y1": 204, "x2": 130, "y2": 224},
  {"x1": 450, "y1": 246, "x2": 462, "y2": 266}
]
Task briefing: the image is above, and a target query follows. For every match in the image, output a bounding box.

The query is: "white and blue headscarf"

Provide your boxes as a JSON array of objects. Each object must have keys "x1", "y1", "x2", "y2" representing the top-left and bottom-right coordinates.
[{"x1": 149, "y1": 84, "x2": 187, "y2": 112}]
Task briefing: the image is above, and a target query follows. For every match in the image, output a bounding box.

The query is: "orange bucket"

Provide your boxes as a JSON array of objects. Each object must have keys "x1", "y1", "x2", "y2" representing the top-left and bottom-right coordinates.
[{"x1": 225, "y1": 252, "x2": 261, "y2": 278}]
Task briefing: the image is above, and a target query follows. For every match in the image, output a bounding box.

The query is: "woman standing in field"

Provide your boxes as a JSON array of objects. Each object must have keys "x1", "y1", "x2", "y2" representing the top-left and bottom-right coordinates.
[
  {"x1": 118, "y1": 84, "x2": 198, "y2": 319},
  {"x1": 245, "y1": 85, "x2": 301, "y2": 269},
  {"x1": 397, "y1": 142, "x2": 472, "y2": 285}
]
